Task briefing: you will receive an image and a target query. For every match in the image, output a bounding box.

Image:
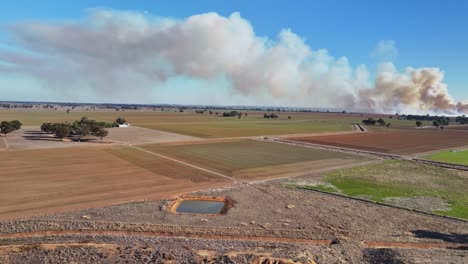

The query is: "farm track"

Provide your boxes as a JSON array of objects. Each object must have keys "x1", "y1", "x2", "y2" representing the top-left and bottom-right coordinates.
[
  {"x1": 270, "y1": 138, "x2": 468, "y2": 171},
  {"x1": 0, "y1": 220, "x2": 333, "y2": 245},
  {"x1": 364, "y1": 241, "x2": 468, "y2": 250},
  {"x1": 0, "y1": 221, "x2": 465, "y2": 251}
]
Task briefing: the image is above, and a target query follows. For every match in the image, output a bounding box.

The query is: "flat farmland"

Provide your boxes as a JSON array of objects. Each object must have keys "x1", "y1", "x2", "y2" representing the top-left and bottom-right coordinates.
[
  {"x1": 139, "y1": 139, "x2": 372, "y2": 179},
  {"x1": 0, "y1": 138, "x2": 6, "y2": 150},
  {"x1": 446, "y1": 125, "x2": 468, "y2": 131},
  {"x1": 0, "y1": 147, "x2": 229, "y2": 220},
  {"x1": 0, "y1": 110, "x2": 426, "y2": 138},
  {"x1": 287, "y1": 128, "x2": 468, "y2": 154},
  {"x1": 291, "y1": 160, "x2": 468, "y2": 219},
  {"x1": 424, "y1": 150, "x2": 468, "y2": 165}
]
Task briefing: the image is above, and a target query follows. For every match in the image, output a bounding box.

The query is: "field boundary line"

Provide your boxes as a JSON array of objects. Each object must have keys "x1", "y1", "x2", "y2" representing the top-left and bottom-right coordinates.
[
  {"x1": 1, "y1": 137, "x2": 8, "y2": 150},
  {"x1": 128, "y1": 145, "x2": 237, "y2": 184},
  {"x1": 364, "y1": 241, "x2": 468, "y2": 250},
  {"x1": 271, "y1": 138, "x2": 468, "y2": 171}
]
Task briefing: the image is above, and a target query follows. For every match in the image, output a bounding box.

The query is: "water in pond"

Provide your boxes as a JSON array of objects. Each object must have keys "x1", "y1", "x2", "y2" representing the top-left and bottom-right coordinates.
[{"x1": 175, "y1": 200, "x2": 225, "y2": 214}]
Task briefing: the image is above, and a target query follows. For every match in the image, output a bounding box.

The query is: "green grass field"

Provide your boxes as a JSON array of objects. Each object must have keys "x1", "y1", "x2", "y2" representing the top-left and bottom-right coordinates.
[
  {"x1": 0, "y1": 110, "x2": 429, "y2": 138},
  {"x1": 296, "y1": 160, "x2": 468, "y2": 219},
  {"x1": 140, "y1": 139, "x2": 366, "y2": 178},
  {"x1": 424, "y1": 150, "x2": 468, "y2": 165}
]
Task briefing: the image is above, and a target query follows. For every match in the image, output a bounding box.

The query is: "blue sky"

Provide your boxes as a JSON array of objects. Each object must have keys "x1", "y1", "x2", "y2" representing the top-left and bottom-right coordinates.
[{"x1": 0, "y1": 0, "x2": 467, "y2": 109}]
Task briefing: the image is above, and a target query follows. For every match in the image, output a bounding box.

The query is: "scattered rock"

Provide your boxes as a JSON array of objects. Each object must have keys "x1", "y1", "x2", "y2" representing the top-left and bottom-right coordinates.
[
  {"x1": 286, "y1": 204, "x2": 296, "y2": 209},
  {"x1": 383, "y1": 196, "x2": 451, "y2": 212}
]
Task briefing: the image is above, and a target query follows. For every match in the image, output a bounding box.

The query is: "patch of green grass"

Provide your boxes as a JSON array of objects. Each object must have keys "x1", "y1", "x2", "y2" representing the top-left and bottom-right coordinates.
[
  {"x1": 424, "y1": 150, "x2": 468, "y2": 166},
  {"x1": 319, "y1": 160, "x2": 468, "y2": 219}
]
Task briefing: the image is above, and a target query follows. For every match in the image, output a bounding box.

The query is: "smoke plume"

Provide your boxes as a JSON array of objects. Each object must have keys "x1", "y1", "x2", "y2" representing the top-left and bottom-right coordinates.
[{"x1": 0, "y1": 9, "x2": 466, "y2": 113}]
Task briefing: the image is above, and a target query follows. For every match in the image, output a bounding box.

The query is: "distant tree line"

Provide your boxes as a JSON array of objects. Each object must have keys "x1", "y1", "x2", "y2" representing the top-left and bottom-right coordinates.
[
  {"x1": 264, "y1": 113, "x2": 279, "y2": 119},
  {"x1": 40, "y1": 116, "x2": 120, "y2": 141},
  {"x1": 397, "y1": 114, "x2": 450, "y2": 122},
  {"x1": 455, "y1": 116, "x2": 468, "y2": 124},
  {"x1": 0, "y1": 120, "x2": 22, "y2": 136},
  {"x1": 362, "y1": 118, "x2": 391, "y2": 127}
]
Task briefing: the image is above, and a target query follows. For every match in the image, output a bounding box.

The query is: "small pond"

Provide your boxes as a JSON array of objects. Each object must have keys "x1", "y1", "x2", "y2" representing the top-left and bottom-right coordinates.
[{"x1": 175, "y1": 200, "x2": 225, "y2": 214}]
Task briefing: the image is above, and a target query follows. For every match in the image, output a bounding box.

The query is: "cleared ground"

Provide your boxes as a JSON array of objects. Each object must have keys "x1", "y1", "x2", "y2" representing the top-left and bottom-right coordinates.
[
  {"x1": 139, "y1": 139, "x2": 372, "y2": 179},
  {"x1": 2, "y1": 126, "x2": 201, "y2": 150},
  {"x1": 104, "y1": 126, "x2": 201, "y2": 144},
  {"x1": 288, "y1": 127, "x2": 468, "y2": 154},
  {"x1": 290, "y1": 160, "x2": 468, "y2": 219},
  {"x1": 0, "y1": 110, "x2": 428, "y2": 138},
  {"x1": 3, "y1": 179, "x2": 466, "y2": 263},
  {"x1": 0, "y1": 138, "x2": 6, "y2": 150},
  {"x1": 424, "y1": 150, "x2": 468, "y2": 165},
  {"x1": 0, "y1": 147, "x2": 229, "y2": 220}
]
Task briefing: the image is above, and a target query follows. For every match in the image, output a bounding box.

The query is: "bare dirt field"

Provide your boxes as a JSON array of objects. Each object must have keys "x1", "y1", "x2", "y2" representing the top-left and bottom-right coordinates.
[
  {"x1": 2, "y1": 126, "x2": 201, "y2": 150},
  {"x1": 446, "y1": 125, "x2": 468, "y2": 131},
  {"x1": 0, "y1": 138, "x2": 6, "y2": 150},
  {"x1": 2, "y1": 127, "x2": 106, "y2": 150},
  {"x1": 287, "y1": 127, "x2": 468, "y2": 154},
  {"x1": 0, "y1": 179, "x2": 466, "y2": 263},
  {"x1": 139, "y1": 139, "x2": 374, "y2": 179},
  {"x1": 0, "y1": 147, "x2": 230, "y2": 220},
  {"x1": 105, "y1": 125, "x2": 201, "y2": 144}
]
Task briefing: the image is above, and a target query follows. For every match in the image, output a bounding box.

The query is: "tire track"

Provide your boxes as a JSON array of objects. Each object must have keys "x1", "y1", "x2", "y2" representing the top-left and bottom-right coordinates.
[{"x1": 0, "y1": 230, "x2": 333, "y2": 246}]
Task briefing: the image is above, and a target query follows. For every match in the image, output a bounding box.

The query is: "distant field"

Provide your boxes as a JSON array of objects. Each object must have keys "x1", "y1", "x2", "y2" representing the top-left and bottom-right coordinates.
[
  {"x1": 140, "y1": 139, "x2": 370, "y2": 179},
  {"x1": 294, "y1": 160, "x2": 468, "y2": 219},
  {"x1": 446, "y1": 125, "x2": 468, "y2": 131},
  {"x1": 424, "y1": 150, "x2": 468, "y2": 165},
  {"x1": 0, "y1": 147, "x2": 228, "y2": 219},
  {"x1": 139, "y1": 120, "x2": 353, "y2": 138},
  {"x1": 288, "y1": 127, "x2": 468, "y2": 154},
  {"x1": 0, "y1": 110, "x2": 428, "y2": 138}
]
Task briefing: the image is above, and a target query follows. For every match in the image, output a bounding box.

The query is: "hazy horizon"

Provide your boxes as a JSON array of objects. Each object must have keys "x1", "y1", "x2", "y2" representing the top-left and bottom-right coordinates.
[{"x1": 1, "y1": 1, "x2": 467, "y2": 115}]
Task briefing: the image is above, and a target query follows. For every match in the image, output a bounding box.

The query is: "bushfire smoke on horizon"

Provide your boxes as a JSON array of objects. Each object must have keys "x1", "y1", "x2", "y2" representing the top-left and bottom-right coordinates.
[{"x1": 0, "y1": 9, "x2": 467, "y2": 114}]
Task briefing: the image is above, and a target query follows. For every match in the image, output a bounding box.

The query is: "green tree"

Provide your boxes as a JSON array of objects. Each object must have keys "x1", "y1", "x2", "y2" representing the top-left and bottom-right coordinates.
[
  {"x1": 416, "y1": 121, "x2": 423, "y2": 127},
  {"x1": 0, "y1": 121, "x2": 15, "y2": 136},
  {"x1": 10, "y1": 120, "x2": 22, "y2": 130},
  {"x1": 116, "y1": 117, "x2": 126, "y2": 125},
  {"x1": 75, "y1": 125, "x2": 91, "y2": 142},
  {"x1": 54, "y1": 124, "x2": 71, "y2": 140},
  {"x1": 94, "y1": 128, "x2": 109, "y2": 140},
  {"x1": 377, "y1": 118, "x2": 386, "y2": 126}
]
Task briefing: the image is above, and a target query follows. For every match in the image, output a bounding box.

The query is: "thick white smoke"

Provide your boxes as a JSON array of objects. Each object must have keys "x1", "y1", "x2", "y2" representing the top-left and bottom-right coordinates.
[{"x1": 1, "y1": 9, "x2": 466, "y2": 113}]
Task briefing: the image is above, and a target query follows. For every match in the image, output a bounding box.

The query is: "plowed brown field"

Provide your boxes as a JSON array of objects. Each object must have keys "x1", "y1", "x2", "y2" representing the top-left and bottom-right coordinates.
[
  {"x1": 287, "y1": 128, "x2": 468, "y2": 154},
  {"x1": 0, "y1": 147, "x2": 229, "y2": 220}
]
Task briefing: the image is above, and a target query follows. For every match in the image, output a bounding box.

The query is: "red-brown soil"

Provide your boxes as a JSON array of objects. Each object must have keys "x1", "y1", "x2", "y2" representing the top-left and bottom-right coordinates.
[
  {"x1": 0, "y1": 147, "x2": 230, "y2": 220},
  {"x1": 287, "y1": 128, "x2": 468, "y2": 154}
]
